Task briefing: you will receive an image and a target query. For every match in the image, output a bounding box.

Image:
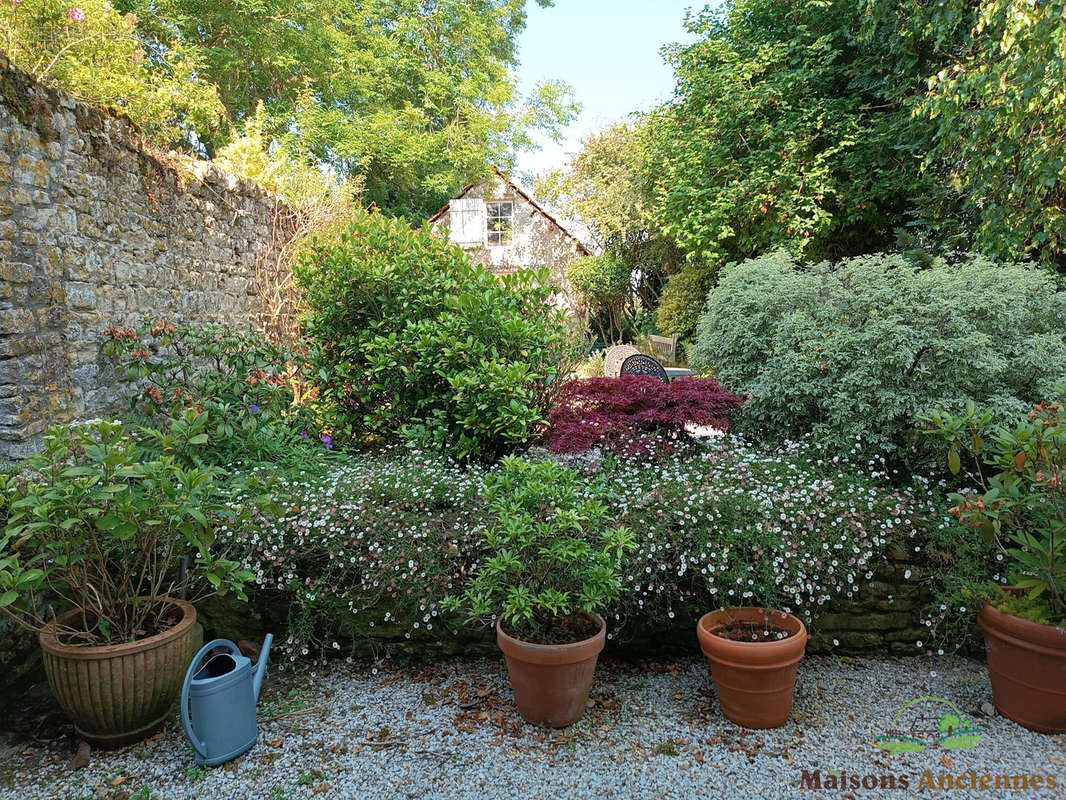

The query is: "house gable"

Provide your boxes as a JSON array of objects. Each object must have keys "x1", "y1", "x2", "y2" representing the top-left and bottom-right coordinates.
[
  {"x1": 428, "y1": 169, "x2": 591, "y2": 313},
  {"x1": 428, "y1": 168, "x2": 591, "y2": 260}
]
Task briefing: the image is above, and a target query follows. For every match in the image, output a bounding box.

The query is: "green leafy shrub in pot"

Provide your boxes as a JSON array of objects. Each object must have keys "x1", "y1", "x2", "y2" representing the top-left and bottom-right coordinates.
[
  {"x1": 927, "y1": 390, "x2": 1066, "y2": 732},
  {"x1": 294, "y1": 210, "x2": 579, "y2": 462},
  {"x1": 926, "y1": 395, "x2": 1066, "y2": 626},
  {"x1": 0, "y1": 421, "x2": 252, "y2": 643},
  {"x1": 442, "y1": 457, "x2": 635, "y2": 644},
  {"x1": 691, "y1": 251, "x2": 1066, "y2": 468}
]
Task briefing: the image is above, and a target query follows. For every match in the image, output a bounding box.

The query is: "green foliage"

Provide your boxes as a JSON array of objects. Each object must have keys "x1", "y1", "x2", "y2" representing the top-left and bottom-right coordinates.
[
  {"x1": 3, "y1": 1, "x2": 576, "y2": 219},
  {"x1": 536, "y1": 123, "x2": 679, "y2": 336},
  {"x1": 927, "y1": 392, "x2": 1066, "y2": 625},
  {"x1": 640, "y1": 0, "x2": 1066, "y2": 329},
  {"x1": 645, "y1": 0, "x2": 923, "y2": 337},
  {"x1": 441, "y1": 457, "x2": 635, "y2": 642},
  {"x1": 566, "y1": 254, "x2": 633, "y2": 344},
  {"x1": 0, "y1": 421, "x2": 253, "y2": 644},
  {"x1": 914, "y1": 506, "x2": 997, "y2": 652},
  {"x1": 116, "y1": 0, "x2": 576, "y2": 220},
  {"x1": 222, "y1": 437, "x2": 955, "y2": 657},
  {"x1": 100, "y1": 319, "x2": 328, "y2": 469},
  {"x1": 294, "y1": 211, "x2": 578, "y2": 462},
  {"x1": 0, "y1": 0, "x2": 224, "y2": 147},
  {"x1": 536, "y1": 124, "x2": 653, "y2": 248},
  {"x1": 692, "y1": 251, "x2": 1066, "y2": 466},
  {"x1": 654, "y1": 260, "x2": 719, "y2": 344},
  {"x1": 213, "y1": 106, "x2": 360, "y2": 218},
  {"x1": 913, "y1": 0, "x2": 1066, "y2": 268}
]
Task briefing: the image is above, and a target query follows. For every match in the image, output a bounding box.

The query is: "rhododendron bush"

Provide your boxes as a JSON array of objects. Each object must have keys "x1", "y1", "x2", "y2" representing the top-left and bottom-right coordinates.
[
  {"x1": 545, "y1": 375, "x2": 743, "y2": 453},
  {"x1": 217, "y1": 438, "x2": 967, "y2": 664}
]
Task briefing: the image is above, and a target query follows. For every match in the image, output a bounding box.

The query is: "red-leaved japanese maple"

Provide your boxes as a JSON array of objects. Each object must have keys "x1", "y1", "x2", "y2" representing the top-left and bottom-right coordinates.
[{"x1": 545, "y1": 375, "x2": 743, "y2": 453}]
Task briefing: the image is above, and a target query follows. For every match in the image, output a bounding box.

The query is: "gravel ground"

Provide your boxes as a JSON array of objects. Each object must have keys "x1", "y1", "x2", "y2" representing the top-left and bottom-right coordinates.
[{"x1": 2, "y1": 654, "x2": 1065, "y2": 800}]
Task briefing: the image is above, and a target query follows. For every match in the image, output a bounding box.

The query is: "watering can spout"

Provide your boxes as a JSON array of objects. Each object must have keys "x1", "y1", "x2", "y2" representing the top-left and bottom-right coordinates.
[{"x1": 253, "y1": 633, "x2": 273, "y2": 701}]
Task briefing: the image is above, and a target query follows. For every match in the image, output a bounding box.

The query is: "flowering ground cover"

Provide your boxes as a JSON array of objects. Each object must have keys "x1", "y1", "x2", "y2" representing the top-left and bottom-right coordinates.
[{"x1": 216, "y1": 435, "x2": 974, "y2": 664}]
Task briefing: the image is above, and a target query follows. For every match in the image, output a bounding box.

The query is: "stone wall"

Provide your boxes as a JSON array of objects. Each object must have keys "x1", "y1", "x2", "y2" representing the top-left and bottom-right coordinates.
[
  {"x1": 0, "y1": 55, "x2": 297, "y2": 457},
  {"x1": 196, "y1": 544, "x2": 951, "y2": 665}
]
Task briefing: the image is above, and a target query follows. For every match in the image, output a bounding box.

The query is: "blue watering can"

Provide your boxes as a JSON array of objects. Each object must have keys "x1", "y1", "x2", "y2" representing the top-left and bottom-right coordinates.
[{"x1": 180, "y1": 635, "x2": 273, "y2": 766}]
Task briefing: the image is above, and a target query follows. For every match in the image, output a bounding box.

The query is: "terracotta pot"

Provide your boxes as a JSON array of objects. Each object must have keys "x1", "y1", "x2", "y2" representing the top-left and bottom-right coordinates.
[
  {"x1": 696, "y1": 607, "x2": 807, "y2": 729},
  {"x1": 496, "y1": 613, "x2": 605, "y2": 727},
  {"x1": 978, "y1": 601, "x2": 1066, "y2": 733},
  {"x1": 39, "y1": 599, "x2": 198, "y2": 747}
]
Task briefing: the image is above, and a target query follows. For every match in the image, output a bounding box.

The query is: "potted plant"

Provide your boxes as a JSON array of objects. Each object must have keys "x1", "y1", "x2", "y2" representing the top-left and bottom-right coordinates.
[
  {"x1": 696, "y1": 606, "x2": 807, "y2": 729},
  {"x1": 442, "y1": 457, "x2": 634, "y2": 727},
  {"x1": 0, "y1": 421, "x2": 253, "y2": 746},
  {"x1": 927, "y1": 395, "x2": 1066, "y2": 733}
]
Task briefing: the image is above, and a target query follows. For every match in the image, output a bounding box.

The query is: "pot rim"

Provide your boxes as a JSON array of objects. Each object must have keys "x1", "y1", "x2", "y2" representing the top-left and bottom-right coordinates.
[
  {"x1": 697, "y1": 606, "x2": 807, "y2": 647},
  {"x1": 978, "y1": 600, "x2": 1066, "y2": 651},
  {"x1": 496, "y1": 612, "x2": 606, "y2": 666},
  {"x1": 496, "y1": 611, "x2": 606, "y2": 650},
  {"x1": 39, "y1": 598, "x2": 197, "y2": 659}
]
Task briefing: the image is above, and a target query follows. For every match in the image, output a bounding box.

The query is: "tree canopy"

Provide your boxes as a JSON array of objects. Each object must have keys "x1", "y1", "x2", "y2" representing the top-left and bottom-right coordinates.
[
  {"x1": 643, "y1": 0, "x2": 932, "y2": 337},
  {"x1": 538, "y1": 0, "x2": 1066, "y2": 340},
  {"x1": 3, "y1": 0, "x2": 577, "y2": 220},
  {"x1": 535, "y1": 123, "x2": 680, "y2": 339}
]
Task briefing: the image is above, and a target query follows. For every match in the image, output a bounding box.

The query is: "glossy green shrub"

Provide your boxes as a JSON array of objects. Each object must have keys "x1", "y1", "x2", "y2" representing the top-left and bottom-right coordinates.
[
  {"x1": 294, "y1": 211, "x2": 578, "y2": 462},
  {"x1": 691, "y1": 251, "x2": 1066, "y2": 466}
]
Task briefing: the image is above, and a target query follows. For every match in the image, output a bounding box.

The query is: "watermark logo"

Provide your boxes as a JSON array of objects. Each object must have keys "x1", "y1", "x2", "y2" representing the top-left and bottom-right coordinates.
[{"x1": 873, "y1": 696, "x2": 983, "y2": 754}]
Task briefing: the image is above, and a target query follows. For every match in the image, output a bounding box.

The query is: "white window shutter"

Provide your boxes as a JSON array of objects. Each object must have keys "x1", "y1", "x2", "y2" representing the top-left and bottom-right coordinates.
[{"x1": 449, "y1": 198, "x2": 486, "y2": 248}]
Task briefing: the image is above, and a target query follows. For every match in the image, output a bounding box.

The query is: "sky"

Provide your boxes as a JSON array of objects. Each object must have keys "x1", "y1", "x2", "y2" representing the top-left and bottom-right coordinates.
[{"x1": 513, "y1": 1, "x2": 715, "y2": 181}]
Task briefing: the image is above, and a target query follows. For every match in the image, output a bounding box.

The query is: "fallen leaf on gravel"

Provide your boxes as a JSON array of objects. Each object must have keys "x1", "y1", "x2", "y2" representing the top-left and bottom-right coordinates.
[
  {"x1": 268, "y1": 738, "x2": 283, "y2": 748},
  {"x1": 67, "y1": 740, "x2": 90, "y2": 771},
  {"x1": 109, "y1": 776, "x2": 128, "y2": 787}
]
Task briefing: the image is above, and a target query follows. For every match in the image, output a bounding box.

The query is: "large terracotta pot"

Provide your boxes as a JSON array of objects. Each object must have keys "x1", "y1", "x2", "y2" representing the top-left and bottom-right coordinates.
[
  {"x1": 39, "y1": 599, "x2": 198, "y2": 747},
  {"x1": 697, "y1": 607, "x2": 807, "y2": 729},
  {"x1": 978, "y1": 601, "x2": 1066, "y2": 733},
  {"x1": 496, "y1": 613, "x2": 605, "y2": 727}
]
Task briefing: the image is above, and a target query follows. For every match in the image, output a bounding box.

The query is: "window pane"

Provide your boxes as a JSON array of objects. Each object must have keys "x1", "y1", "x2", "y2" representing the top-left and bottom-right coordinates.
[{"x1": 486, "y1": 200, "x2": 513, "y2": 246}]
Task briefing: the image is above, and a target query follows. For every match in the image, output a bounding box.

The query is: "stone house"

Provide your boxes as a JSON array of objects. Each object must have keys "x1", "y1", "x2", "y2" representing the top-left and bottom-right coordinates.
[{"x1": 427, "y1": 168, "x2": 591, "y2": 310}]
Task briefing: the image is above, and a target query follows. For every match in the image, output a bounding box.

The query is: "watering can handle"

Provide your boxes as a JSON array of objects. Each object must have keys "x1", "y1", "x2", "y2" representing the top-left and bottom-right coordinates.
[{"x1": 180, "y1": 639, "x2": 243, "y2": 760}]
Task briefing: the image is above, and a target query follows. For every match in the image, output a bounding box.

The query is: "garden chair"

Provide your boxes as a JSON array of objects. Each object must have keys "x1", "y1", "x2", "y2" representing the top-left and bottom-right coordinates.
[
  {"x1": 603, "y1": 344, "x2": 641, "y2": 378},
  {"x1": 620, "y1": 353, "x2": 670, "y2": 383},
  {"x1": 648, "y1": 334, "x2": 678, "y2": 362}
]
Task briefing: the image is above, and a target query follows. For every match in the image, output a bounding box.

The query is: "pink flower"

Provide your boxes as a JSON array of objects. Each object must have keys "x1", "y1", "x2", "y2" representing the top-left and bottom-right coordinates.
[{"x1": 68, "y1": 6, "x2": 84, "y2": 21}]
